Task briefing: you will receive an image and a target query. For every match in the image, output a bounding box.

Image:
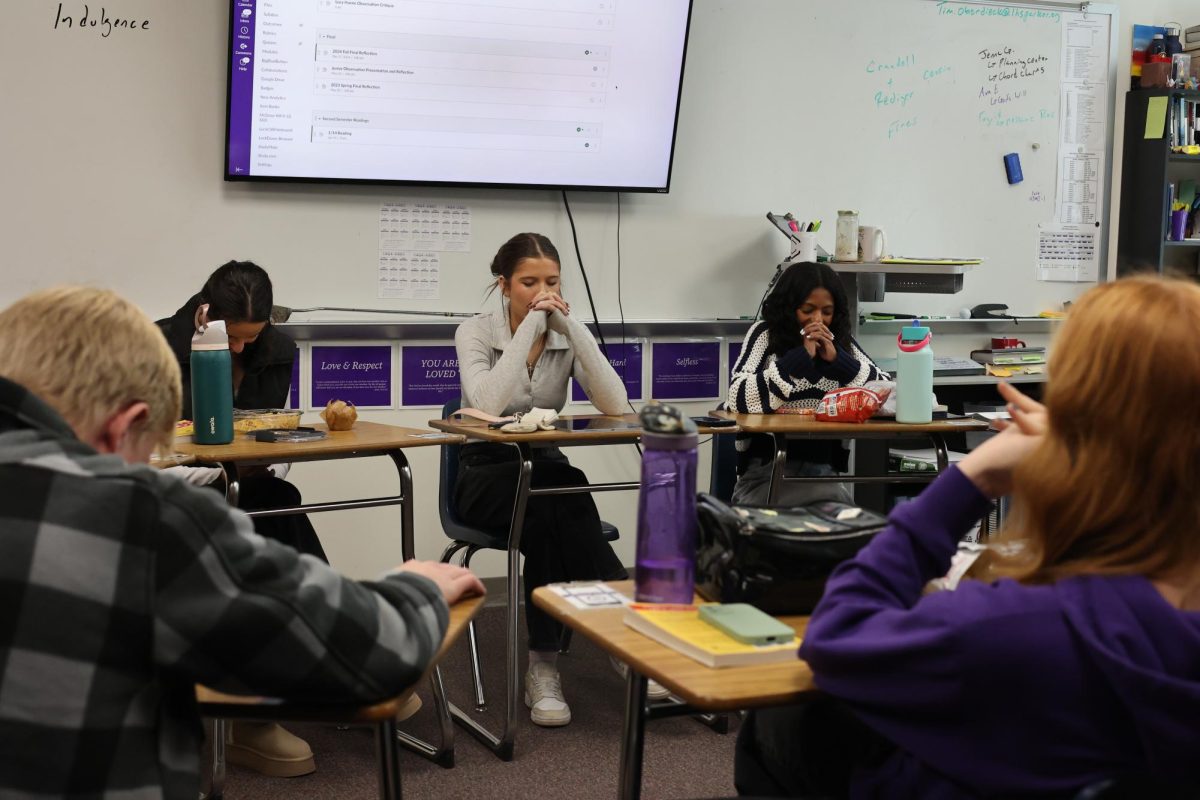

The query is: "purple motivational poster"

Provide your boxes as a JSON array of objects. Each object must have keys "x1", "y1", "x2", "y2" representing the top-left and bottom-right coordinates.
[
  {"x1": 728, "y1": 340, "x2": 743, "y2": 372},
  {"x1": 310, "y1": 345, "x2": 393, "y2": 408},
  {"x1": 651, "y1": 341, "x2": 721, "y2": 400},
  {"x1": 401, "y1": 345, "x2": 461, "y2": 407},
  {"x1": 572, "y1": 342, "x2": 643, "y2": 403},
  {"x1": 287, "y1": 350, "x2": 301, "y2": 410}
]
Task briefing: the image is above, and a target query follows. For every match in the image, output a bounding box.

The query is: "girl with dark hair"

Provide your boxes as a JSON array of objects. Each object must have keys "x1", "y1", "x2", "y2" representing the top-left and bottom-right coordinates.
[
  {"x1": 727, "y1": 261, "x2": 886, "y2": 505},
  {"x1": 158, "y1": 260, "x2": 328, "y2": 777},
  {"x1": 454, "y1": 232, "x2": 631, "y2": 727}
]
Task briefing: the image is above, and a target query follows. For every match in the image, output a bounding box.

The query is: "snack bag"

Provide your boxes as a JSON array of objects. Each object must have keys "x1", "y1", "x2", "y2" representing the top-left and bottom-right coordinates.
[{"x1": 815, "y1": 387, "x2": 883, "y2": 423}]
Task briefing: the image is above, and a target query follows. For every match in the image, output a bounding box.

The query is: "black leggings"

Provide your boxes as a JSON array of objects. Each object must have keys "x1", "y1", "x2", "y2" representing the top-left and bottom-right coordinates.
[
  {"x1": 237, "y1": 475, "x2": 329, "y2": 563},
  {"x1": 455, "y1": 444, "x2": 627, "y2": 651},
  {"x1": 734, "y1": 697, "x2": 895, "y2": 798}
]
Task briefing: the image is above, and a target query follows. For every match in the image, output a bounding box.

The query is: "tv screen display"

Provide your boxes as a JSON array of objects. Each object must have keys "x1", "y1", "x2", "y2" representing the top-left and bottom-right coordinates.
[{"x1": 225, "y1": 0, "x2": 693, "y2": 191}]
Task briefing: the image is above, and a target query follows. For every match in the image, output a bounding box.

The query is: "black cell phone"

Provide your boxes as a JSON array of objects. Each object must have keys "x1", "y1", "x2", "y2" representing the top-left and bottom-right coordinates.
[
  {"x1": 690, "y1": 416, "x2": 736, "y2": 428},
  {"x1": 487, "y1": 420, "x2": 507, "y2": 429},
  {"x1": 253, "y1": 427, "x2": 326, "y2": 442}
]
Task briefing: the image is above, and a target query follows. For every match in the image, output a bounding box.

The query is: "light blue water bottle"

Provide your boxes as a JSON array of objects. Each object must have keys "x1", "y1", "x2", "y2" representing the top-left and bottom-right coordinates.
[
  {"x1": 191, "y1": 317, "x2": 234, "y2": 445},
  {"x1": 895, "y1": 320, "x2": 933, "y2": 424}
]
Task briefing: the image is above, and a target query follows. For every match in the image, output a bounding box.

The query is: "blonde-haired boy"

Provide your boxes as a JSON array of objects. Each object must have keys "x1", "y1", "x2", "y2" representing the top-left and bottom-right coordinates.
[{"x1": 0, "y1": 286, "x2": 482, "y2": 798}]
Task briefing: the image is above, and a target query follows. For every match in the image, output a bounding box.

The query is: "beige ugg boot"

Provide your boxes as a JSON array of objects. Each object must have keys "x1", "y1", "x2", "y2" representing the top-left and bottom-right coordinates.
[{"x1": 226, "y1": 721, "x2": 316, "y2": 777}]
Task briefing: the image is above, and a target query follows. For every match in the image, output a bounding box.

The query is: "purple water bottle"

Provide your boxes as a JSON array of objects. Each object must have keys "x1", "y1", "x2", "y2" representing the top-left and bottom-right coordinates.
[{"x1": 635, "y1": 403, "x2": 699, "y2": 604}]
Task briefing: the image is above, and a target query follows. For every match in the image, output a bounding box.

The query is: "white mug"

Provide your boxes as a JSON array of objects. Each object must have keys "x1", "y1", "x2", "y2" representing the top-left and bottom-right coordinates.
[
  {"x1": 858, "y1": 226, "x2": 888, "y2": 262},
  {"x1": 794, "y1": 231, "x2": 818, "y2": 263}
]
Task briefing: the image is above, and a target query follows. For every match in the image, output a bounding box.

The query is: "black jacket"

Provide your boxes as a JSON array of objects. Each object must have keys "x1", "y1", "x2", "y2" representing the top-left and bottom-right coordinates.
[{"x1": 157, "y1": 294, "x2": 297, "y2": 419}]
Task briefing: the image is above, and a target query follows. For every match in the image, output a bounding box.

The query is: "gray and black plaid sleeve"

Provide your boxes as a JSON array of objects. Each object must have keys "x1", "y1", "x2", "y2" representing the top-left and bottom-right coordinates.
[{"x1": 152, "y1": 475, "x2": 449, "y2": 703}]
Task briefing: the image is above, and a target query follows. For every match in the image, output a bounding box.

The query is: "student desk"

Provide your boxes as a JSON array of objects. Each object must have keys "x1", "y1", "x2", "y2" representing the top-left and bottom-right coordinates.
[
  {"x1": 178, "y1": 422, "x2": 466, "y2": 766},
  {"x1": 717, "y1": 412, "x2": 988, "y2": 504},
  {"x1": 198, "y1": 593, "x2": 485, "y2": 800},
  {"x1": 425, "y1": 413, "x2": 738, "y2": 761},
  {"x1": 532, "y1": 581, "x2": 815, "y2": 800},
  {"x1": 176, "y1": 422, "x2": 463, "y2": 563}
]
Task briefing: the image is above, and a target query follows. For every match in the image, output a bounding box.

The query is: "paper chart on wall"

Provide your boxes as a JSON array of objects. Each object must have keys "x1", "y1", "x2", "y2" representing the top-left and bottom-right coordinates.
[
  {"x1": 1053, "y1": 15, "x2": 1108, "y2": 232},
  {"x1": 1036, "y1": 222, "x2": 1099, "y2": 283},
  {"x1": 379, "y1": 202, "x2": 472, "y2": 252},
  {"x1": 376, "y1": 202, "x2": 468, "y2": 299},
  {"x1": 378, "y1": 250, "x2": 441, "y2": 299}
]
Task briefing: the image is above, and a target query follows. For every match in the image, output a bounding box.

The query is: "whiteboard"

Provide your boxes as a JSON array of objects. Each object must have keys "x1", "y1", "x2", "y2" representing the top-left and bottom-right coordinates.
[{"x1": 0, "y1": 1, "x2": 1118, "y2": 321}]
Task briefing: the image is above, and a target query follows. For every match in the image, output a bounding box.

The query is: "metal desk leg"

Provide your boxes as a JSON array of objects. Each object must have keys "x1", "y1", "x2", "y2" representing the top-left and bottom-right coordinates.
[
  {"x1": 619, "y1": 672, "x2": 649, "y2": 800},
  {"x1": 388, "y1": 451, "x2": 415, "y2": 562},
  {"x1": 199, "y1": 717, "x2": 226, "y2": 800},
  {"x1": 931, "y1": 434, "x2": 949, "y2": 472},
  {"x1": 375, "y1": 719, "x2": 403, "y2": 800},
  {"x1": 766, "y1": 433, "x2": 787, "y2": 505},
  {"x1": 447, "y1": 445, "x2": 531, "y2": 761}
]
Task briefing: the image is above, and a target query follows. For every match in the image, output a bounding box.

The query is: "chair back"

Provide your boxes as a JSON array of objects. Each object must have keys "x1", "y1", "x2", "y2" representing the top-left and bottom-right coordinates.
[
  {"x1": 708, "y1": 432, "x2": 738, "y2": 503},
  {"x1": 439, "y1": 398, "x2": 465, "y2": 531}
]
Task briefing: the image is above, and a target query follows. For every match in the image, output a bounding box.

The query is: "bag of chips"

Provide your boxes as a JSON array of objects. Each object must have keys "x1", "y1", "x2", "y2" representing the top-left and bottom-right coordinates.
[{"x1": 815, "y1": 387, "x2": 883, "y2": 423}]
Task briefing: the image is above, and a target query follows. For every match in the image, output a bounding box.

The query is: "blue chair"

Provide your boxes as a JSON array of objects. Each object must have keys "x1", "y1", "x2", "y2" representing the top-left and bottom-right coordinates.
[{"x1": 435, "y1": 398, "x2": 617, "y2": 760}]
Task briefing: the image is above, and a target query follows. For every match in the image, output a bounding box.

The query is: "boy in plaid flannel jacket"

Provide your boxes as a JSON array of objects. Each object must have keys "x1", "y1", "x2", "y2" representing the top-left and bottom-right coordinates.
[{"x1": 0, "y1": 286, "x2": 483, "y2": 798}]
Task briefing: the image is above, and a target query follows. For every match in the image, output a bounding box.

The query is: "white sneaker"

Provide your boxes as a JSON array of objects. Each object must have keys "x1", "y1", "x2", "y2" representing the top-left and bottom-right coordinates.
[
  {"x1": 609, "y1": 655, "x2": 671, "y2": 701},
  {"x1": 524, "y1": 662, "x2": 571, "y2": 727}
]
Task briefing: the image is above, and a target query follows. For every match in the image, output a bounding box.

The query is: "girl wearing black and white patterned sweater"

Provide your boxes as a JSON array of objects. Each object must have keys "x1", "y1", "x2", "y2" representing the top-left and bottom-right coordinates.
[{"x1": 727, "y1": 262, "x2": 887, "y2": 506}]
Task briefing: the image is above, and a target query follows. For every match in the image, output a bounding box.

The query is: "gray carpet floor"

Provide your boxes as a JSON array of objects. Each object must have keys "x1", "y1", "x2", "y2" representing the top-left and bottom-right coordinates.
[{"x1": 218, "y1": 603, "x2": 742, "y2": 799}]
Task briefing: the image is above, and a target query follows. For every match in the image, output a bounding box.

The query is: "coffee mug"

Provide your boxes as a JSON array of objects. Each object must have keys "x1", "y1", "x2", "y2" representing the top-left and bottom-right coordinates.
[
  {"x1": 858, "y1": 226, "x2": 888, "y2": 262},
  {"x1": 991, "y1": 337, "x2": 1027, "y2": 349}
]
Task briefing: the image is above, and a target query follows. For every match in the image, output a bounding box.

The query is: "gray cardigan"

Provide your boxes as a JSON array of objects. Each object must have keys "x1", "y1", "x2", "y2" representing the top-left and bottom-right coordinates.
[{"x1": 455, "y1": 305, "x2": 627, "y2": 417}]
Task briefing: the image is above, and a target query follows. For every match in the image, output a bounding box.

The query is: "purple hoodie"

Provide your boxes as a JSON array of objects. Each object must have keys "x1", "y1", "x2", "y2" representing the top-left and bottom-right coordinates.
[{"x1": 799, "y1": 467, "x2": 1200, "y2": 798}]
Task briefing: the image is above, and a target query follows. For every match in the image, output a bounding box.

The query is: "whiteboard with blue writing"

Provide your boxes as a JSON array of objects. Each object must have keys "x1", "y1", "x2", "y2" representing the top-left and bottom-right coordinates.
[{"x1": 0, "y1": 0, "x2": 1119, "y2": 321}]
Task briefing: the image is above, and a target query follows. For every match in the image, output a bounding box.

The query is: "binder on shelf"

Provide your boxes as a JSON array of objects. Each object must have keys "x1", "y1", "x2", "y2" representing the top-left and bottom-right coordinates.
[{"x1": 970, "y1": 348, "x2": 1046, "y2": 366}]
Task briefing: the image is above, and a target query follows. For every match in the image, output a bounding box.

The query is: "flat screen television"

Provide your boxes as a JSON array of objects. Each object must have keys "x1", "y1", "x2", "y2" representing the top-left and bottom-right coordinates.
[{"x1": 225, "y1": 0, "x2": 693, "y2": 192}]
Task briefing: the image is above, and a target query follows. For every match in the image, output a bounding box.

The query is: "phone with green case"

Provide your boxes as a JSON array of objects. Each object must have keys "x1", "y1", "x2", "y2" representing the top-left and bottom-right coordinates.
[{"x1": 698, "y1": 604, "x2": 796, "y2": 646}]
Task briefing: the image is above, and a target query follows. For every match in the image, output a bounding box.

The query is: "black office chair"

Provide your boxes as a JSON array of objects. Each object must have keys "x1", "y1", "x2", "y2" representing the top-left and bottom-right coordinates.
[{"x1": 434, "y1": 398, "x2": 618, "y2": 757}]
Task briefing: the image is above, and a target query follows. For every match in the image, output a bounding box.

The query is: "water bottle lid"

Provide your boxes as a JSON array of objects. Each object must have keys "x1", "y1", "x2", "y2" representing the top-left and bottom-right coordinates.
[
  {"x1": 191, "y1": 319, "x2": 230, "y2": 351},
  {"x1": 901, "y1": 319, "x2": 931, "y2": 339},
  {"x1": 642, "y1": 430, "x2": 699, "y2": 450},
  {"x1": 638, "y1": 401, "x2": 698, "y2": 435}
]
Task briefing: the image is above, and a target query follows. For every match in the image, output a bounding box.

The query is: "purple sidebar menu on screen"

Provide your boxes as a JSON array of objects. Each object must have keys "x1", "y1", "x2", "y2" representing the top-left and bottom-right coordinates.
[{"x1": 227, "y1": 0, "x2": 257, "y2": 177}]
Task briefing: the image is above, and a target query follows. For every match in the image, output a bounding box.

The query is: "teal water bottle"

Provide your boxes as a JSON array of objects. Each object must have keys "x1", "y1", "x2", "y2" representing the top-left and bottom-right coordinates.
[
  {"x1": 191, "y1": 317, "x2": 234, "y2": 444},
  {"x1": 895, "y1": 320, "x2": 933, "y2": 424}
]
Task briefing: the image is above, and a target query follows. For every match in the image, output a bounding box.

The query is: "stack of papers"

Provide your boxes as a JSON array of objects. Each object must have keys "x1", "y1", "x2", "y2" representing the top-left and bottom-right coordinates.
[{"x1": 880, "y1": 256, "x2": 983, "y2": 265}]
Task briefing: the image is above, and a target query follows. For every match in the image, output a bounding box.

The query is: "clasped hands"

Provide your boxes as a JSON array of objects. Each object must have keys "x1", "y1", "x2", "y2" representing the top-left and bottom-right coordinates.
[
  {"x1": 529, "y1": 290, "x2": 571, "y2": 331},
  {"x1": 800, "y1": 320, "x2": 837, "y2": 362}
]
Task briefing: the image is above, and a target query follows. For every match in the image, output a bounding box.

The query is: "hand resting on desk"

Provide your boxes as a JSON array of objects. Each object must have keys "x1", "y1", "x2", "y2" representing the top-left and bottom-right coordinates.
[{"x1": 397, "y1": 560, "x2": 486, "y2": 606}]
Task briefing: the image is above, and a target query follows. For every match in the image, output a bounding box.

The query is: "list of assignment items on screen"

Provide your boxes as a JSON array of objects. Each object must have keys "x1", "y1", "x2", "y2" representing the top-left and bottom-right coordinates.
[{"x1": 227, "y1": 0, "x2": 691, "y2": 187}]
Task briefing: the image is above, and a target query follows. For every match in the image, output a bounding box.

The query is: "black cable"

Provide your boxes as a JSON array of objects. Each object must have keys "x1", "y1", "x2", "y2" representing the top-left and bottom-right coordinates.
[
  {"x1": 613, "y1": 191, "x2": 643, "y2": 455},
  {"x1": 561, "y1": 190, "x2": 608, "y2": 359}
]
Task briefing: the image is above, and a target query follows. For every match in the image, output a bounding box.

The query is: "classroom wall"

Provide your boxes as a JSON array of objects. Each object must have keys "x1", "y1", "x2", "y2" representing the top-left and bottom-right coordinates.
[{"x1": 2, "y1": 0, "x2": 1197, "y2": 579}]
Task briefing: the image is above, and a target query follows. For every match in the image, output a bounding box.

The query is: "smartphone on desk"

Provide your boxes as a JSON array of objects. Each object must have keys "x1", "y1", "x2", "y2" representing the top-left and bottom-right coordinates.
[
  {"x1": 698, "y1": 603, "x2": 795, "y2": 646},
  {"x1": 690, "y1": 415, "x2": 736, "y2": 428}
]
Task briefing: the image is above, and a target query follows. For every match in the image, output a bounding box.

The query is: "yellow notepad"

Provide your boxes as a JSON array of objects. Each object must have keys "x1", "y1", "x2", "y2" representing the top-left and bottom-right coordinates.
[{"x1": 623, "y1": 603, "x2": 798, "y2": 668}]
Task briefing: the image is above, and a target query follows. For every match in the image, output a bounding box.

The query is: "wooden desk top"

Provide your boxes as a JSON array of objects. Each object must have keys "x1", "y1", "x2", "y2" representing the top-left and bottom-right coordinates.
[
  {"x1": 716, "y1": 411, "x2": 987, "y2": 437},
  {"x1": 428, "y1": 413, "x2": 739, "y2": 445},
  {"x1": 176, "y1": 421, "x2": 464, "y2": 465},
  {"x1": 197, "y1": 593, "x2": 484, "y2": 722},
  {"x1": 532, "y1": 582, "x2": 816, "y2": 711}
]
